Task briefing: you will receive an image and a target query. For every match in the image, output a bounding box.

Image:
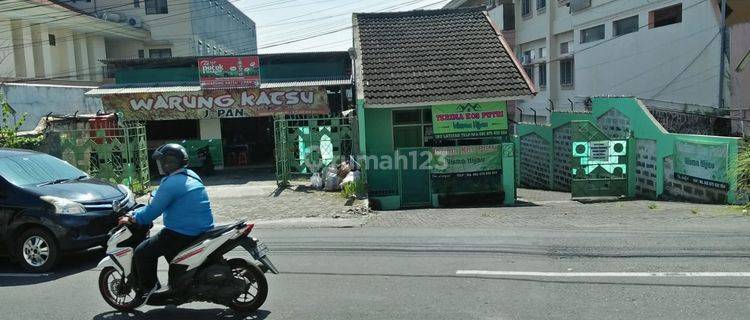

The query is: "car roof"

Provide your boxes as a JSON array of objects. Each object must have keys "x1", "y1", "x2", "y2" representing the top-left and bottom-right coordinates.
[{"x1": 0, "y1": 148, "x2": 43, "y2": 158}]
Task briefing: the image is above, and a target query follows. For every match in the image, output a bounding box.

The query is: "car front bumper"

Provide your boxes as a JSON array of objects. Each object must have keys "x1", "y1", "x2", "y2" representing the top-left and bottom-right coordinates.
[{"x1": 48, "y1": 211, "x2": 119, "y2": 251}]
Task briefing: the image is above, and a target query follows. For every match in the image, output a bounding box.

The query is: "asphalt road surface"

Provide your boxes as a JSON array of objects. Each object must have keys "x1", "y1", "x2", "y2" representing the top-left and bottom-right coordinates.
[{"x1": 2, "y1": 225, "x2": 750, "y2": 320}]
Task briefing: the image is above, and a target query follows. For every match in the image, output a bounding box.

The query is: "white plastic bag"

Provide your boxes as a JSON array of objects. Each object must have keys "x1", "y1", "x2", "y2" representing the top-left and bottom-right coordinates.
[
  {"x1": 339, "y1": 170, "x2": 361, "y2": 187},
  {"x1": 310, "y1": 173, "x2": 323, "y2": 189}
]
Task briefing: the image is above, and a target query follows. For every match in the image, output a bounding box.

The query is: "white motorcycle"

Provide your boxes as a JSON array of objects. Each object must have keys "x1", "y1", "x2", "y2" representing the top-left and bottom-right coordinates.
[{"x1": 96, "y1": 198, "x2": 278, "y2": 313}]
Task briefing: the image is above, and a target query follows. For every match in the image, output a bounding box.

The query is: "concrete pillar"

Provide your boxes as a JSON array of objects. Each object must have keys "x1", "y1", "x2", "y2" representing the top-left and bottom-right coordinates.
[
  {"x1": 87, "y1": 36, "x2": 106, "y2": 81},
  {"x1": 199, "y1": 119, "x2": 222, "y2": 139},
  {"x1": 29, "y1": 24, "x2": 54, "y2": 78},
  {"x1": 501, "y1": 142, "x2": 516, "y2": 205},
  {"x1": 73, "y1": 34, "x2": 88, "y2": 80},
  {"x1": 10, "y1": 20, "x2": 35, "y2": 78},
  {"x1": 0, "y1": 20, "x2": 16, "y2": 77},
  {"x1": 64, "y1": 30, "x2": 77, "y2": 80}
]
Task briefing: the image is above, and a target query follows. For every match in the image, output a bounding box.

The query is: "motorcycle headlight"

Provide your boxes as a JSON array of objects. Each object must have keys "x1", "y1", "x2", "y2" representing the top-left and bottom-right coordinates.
[
  {"x1": 40, "y1": 196, "x2": 86, "y2": 214},
  {"x1": 117, "y1": 184, "x2": 135, "y2": 208}
]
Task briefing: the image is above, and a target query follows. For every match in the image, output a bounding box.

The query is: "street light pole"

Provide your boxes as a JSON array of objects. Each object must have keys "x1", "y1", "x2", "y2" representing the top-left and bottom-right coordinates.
[{"x1": 718, "y1": 0, "x2": 727, "y2": 109}]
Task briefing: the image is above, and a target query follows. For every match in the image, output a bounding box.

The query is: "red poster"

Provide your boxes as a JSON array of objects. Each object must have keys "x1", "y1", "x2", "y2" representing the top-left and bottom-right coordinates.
[{"x1": 198, "y1": 56, "x2": 260, "y2": 89}]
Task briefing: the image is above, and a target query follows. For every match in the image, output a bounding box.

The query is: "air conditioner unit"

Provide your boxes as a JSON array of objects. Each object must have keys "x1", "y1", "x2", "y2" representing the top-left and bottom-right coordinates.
[
  {"x1": 101, "y1": 12, "x2": 125, "y2": 23},
  {"x1": 126, "y1": 16, "x2": 143, "y2": 28}
]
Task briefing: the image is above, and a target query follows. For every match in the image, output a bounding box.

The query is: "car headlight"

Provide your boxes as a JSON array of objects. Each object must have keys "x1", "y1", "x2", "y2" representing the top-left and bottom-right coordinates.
[
  {"x1": 117, "y1": 184, "x2": 135, "y2": 208},
  {"x1": 40, "y1": 196, "x2": 86, "y2": 214}
]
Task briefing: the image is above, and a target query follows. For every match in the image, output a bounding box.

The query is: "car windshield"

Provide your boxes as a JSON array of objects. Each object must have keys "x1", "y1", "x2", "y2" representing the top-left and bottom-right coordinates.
[{"x1": 0, "y1": 154, "x2": 87, "y2": 187}]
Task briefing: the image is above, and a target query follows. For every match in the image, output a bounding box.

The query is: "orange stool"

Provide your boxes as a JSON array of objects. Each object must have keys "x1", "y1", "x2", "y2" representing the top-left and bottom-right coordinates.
[{"x1": 237, "y1": 152, "x2": 248, "y2": 166}]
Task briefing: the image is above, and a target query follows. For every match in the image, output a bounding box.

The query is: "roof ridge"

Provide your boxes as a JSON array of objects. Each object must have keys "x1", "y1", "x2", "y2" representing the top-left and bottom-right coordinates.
[{"x1": 354, "y1": 6, "x2": 485, "y2": 18}]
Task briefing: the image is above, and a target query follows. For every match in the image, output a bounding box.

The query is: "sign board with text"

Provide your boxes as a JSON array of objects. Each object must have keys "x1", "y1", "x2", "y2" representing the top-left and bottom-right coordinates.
[
  {"x1": 431, "y1": 102, "x2": 508, "y2": 139},
  {"x1": 198, "y1": 56, "x2": 260, "y2": 89},
  {"x1": 430, "y1": 144, "x2": 502, "y2": 194},
  {"x1": 101, "y1": 87, "x2": 330, "y2": 120},
  {"x1": 673, "y1": 139, "x2": 729, "y2": 190}
]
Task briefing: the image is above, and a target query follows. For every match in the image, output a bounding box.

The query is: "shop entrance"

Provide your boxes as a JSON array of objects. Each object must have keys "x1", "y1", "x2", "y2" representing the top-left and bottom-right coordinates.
[{"x1": 221, "y1": 117, "x2": 275, "y2": 167}]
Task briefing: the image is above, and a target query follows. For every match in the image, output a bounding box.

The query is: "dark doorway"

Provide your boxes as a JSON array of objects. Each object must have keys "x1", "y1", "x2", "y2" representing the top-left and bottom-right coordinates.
[{"x1": 221, "y1": 117, "x2": 275, "y2": 167}]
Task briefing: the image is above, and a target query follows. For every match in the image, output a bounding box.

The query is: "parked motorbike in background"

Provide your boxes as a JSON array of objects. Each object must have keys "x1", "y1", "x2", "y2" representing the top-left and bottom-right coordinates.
[{"x1": 96, "y1": 197, "x2": 278, "y2": 312}]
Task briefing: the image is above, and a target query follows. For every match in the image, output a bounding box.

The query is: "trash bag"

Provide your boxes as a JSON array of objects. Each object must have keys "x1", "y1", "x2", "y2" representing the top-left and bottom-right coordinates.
[
  {"x1": 310, "y1": 173, "x2": 324, "y2": 190},
  {"x1": 324, "y1": 165, "x2": 341, "y2": 191},
  {"x1": 339, "y1": 170, "x2": 361, "y2": 187}
]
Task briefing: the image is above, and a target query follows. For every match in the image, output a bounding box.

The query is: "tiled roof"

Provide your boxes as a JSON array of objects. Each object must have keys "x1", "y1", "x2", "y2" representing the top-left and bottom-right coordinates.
[{"x1": 353, "y1": 7, "x2": 534, "y2": 106}]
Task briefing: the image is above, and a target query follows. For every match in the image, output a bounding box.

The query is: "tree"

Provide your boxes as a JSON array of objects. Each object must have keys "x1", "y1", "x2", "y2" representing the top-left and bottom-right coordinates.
[{"x1": 0, "y1": 94, "x2": 43, "y2": 149}]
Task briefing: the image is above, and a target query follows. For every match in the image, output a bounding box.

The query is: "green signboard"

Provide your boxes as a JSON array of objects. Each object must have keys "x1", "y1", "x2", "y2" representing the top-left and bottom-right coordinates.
[
  {"x1": 673, "y1": 139, "x2": 728, "y2": 190},
  {"x1": 431, "y1": 144, "x2": 502, "y2": 194},
  {"x1": 431, "y1": 102, "x2": 508, "y2": 139},
  {"x1": 432, "y1": 144, "x2": 501, "y2": 177}
]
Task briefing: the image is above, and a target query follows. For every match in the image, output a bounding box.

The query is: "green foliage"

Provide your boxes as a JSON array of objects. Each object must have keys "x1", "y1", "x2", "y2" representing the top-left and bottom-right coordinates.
[
  {"x1": 733, "y1": 140, "x2": 750, "y2": 207},
  {"x1": 341, "y1": 177, "x2": 367, "y2": 199},
  {"x1": 0, "y1": 96, "x2": 42, "y2": 149},
  {"x1": 647, "y1": 203, "x2": 658, "y2": 210}
]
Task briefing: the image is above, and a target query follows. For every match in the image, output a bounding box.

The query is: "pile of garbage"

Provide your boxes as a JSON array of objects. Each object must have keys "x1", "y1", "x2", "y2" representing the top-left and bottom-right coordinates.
[{"x1": 310, "y1": 156, "x2": 362, "y2": 192}]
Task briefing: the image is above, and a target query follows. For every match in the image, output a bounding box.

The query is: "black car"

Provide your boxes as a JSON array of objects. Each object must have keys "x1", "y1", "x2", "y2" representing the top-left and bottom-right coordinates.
[{"x1": 0, "y1": 148, "x2": 133, "y2": 272}]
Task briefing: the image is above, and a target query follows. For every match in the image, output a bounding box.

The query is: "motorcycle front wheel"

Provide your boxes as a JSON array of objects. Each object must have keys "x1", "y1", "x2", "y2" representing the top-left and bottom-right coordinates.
[
  {"x1": 98, "y1": 266, "x2": 144, "y2": 311},
  {"x1": 227, "y1": 258, "x2": 269, "y2": 313}
]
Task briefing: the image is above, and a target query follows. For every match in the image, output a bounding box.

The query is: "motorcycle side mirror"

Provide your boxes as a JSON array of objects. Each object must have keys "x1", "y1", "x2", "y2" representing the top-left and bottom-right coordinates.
[{"x1": 112, "y1": 199, "x2": 123, "y2": 213}]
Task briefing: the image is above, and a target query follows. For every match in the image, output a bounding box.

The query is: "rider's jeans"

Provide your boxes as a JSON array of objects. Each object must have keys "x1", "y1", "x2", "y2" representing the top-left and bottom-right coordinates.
[{"x1": 134, "y1": 228, "x2": 198, "y2": 291}]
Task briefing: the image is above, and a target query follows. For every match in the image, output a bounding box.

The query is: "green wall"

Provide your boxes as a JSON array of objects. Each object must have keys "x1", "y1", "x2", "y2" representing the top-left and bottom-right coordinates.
[{"x1": 515, "y1": 97, "x2": 741, "y2": 204}]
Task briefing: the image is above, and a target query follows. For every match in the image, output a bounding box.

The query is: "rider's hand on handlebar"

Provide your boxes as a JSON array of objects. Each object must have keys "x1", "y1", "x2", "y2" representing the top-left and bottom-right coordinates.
[{"x1": 118, "y1": 214, "x2": 135, "y2": 226}]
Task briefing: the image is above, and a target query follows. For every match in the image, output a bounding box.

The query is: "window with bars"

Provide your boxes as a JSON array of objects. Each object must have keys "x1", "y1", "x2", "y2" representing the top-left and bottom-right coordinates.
[
  {"x1": 145, "y1": 0, "x2": 168, "y2": 14},
  {"x1": 580, "y1": 24, "x2": 605, "y2": 43},
  {"x1": 560, "y1": 58, "x2": 574, "y2": 87},
  {"x1": 613, "y1": 15, "x2": 639, "y2": 36},
  {"x1": 538, "y1": 63, "x2": 547, "y2": 89}
]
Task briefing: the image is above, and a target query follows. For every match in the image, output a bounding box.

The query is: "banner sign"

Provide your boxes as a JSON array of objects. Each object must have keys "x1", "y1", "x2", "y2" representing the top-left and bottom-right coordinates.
[
  {"x1": 101, "y1": 87, "x2": 330, "y2": 120},
  {"x1": 431, "y1": 144, "x2": 501, "y2": 179},
  {"x1": 431, "y1": 102, "x2": 508, "y2": 139},
  {"x1": 198, "y1": 56, "x2": 260, "y2": 89},
  {"x1": 673, "y1": 139, "x2": 729, "y2": 190}
]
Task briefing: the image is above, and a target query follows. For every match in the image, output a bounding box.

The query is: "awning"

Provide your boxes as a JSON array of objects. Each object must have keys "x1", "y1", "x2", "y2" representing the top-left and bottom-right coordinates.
[
  {"x1": 86, "y1": 78, "x2": 352, "y2": 96},
  {"x1": 85, "y1": 85, "x2": 201, "y2": 95}
]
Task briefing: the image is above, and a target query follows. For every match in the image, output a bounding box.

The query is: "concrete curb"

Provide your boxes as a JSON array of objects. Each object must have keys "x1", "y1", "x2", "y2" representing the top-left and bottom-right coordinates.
[{"x1": 151, "y1": 217, "x2": 367, "y2": 232}]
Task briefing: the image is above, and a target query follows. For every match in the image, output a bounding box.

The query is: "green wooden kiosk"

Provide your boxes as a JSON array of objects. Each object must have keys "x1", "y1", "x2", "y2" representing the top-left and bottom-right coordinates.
[{"x1": 352, "y1": 8, "x2": 535, "y2": 210}]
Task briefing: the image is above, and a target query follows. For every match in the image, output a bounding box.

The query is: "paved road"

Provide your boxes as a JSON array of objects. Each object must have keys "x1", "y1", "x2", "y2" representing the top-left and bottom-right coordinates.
[{"x1": 2, "y1": 220, "x2": 750, "y2": 320}]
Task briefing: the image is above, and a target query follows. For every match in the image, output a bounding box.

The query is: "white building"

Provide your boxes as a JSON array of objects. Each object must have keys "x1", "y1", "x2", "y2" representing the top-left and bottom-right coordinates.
[
  {"x1": 67, "y1": 0, "x2": 257, "y2": 59},
  {"x1": 0, "y1": 0, "x2": 258, "y2": 131},
  {"x1": 446, "y1": 0, "x2": 742, "y2": 124}
]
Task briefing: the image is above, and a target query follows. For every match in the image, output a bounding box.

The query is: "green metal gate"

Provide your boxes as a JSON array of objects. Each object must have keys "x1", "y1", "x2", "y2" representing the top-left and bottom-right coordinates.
[
  {"x1": 58, "y1": 124, "x2": 150, "y2": 194},
  {"x1": 570, "y1": 120, "x2": 630, "y2": 198},
  {"x1": 274, "y1": 115, "x2": 354, "y2": 186}
]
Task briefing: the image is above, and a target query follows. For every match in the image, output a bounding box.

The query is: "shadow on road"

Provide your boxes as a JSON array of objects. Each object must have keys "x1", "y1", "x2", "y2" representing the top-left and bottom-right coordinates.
[
  {"x1": 0, "y1": 247, "x2": 103, "y2": 287},
  {"x1": 92, "y1": 308, "x2": 270, "y2": 320}
]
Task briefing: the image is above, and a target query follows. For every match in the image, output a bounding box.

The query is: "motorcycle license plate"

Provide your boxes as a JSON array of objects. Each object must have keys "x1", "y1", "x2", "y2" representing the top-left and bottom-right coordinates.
[{"x1": 251, "y1": 242, "x2": 269, "y2": 259}]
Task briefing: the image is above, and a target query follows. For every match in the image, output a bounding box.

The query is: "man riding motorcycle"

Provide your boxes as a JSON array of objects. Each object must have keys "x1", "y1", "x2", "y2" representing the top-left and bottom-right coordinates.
[{"x1": 118, "y1": 143, "x2": 214, "y2": 302}]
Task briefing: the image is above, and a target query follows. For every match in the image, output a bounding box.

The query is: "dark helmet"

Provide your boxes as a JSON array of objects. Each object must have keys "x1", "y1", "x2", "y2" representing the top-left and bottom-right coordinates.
[{"x1": 152, "y1": 143, "x2": 189, "y2": 176}]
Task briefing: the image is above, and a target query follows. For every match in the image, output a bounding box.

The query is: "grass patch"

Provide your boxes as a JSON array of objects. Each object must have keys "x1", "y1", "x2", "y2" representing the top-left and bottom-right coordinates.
[
  {"x1": 691, "y1": 209, "x2": 699, "y2": 215},
  {"x1": 648, "y1": 203, "x2": 658, "y2": 210}
]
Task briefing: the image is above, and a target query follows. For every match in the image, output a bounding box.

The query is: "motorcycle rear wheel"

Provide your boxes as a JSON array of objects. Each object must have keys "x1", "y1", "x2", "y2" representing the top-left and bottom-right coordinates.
[
  {"x1": 98, "y1": 267, "x2": 144, "y2": 311},
  {"x1": 226, "y1": 258, "x2": 268, "y2": 313}
]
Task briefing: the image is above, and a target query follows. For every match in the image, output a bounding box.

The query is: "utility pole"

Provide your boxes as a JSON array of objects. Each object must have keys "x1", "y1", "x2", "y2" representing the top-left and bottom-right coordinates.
[{"x1": 718, "y1": 0, "x2": 727, "y2": 108}]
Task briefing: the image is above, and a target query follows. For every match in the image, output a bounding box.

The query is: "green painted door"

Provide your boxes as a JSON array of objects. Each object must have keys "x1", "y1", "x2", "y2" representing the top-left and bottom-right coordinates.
[{"x1": 398, "y1": 147, "x2": 431, "y2": 207}]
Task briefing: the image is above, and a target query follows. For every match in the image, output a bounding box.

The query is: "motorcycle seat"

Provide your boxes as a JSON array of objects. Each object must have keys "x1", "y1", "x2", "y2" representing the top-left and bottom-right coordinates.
[{"x1": 186, "y1": 221, "x2": 246, "y2": 247}]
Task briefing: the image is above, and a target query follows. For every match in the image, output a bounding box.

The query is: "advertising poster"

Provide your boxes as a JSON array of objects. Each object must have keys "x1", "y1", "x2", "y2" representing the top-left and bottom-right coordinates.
[{"x1": 198, "y1": 56, "x2": 260, "y2": 89}]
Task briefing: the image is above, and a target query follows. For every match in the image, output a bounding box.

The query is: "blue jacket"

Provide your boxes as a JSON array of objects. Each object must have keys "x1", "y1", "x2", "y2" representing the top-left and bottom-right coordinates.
[{"x1": 134, "y1": 169, "x2": 214, "y2": 236}]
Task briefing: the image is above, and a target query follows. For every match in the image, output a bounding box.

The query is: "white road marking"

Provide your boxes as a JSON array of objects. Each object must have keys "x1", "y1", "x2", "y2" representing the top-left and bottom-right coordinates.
[
  {"x1": 0, "y1": 273, "x2": 52, "y2": 277},
  {"x1": 456, "y1": 270, "x2": 750, "y2": 277}
]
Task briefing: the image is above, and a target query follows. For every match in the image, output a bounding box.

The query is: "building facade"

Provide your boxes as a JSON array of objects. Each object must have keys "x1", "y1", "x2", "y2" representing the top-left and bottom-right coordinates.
[
  {"x1": 67, "y1": 0, "x2": 257, "y2": 59},
  {"x1": 447, "y1": 0, "x2": 744, "y2": 126}
]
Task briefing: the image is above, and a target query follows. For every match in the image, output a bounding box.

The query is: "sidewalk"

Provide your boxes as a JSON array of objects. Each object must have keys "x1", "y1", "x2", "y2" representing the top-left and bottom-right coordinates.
[{"x1": 365, "y1": 188, "x2": 750, "y2": 231}]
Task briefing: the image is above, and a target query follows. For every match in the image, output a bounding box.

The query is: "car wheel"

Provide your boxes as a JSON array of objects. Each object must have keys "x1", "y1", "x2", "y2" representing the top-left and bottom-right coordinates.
[{"x1": 16, "y1": 228, "x2": 59, "y2": 273}]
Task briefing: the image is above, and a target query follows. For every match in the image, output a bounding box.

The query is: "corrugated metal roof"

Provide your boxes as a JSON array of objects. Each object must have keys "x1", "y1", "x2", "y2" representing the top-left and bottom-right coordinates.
[
  {"x1": 85, "y1": 78, "x2": 351, "y2": 95},
  {"x1": 259, "y1": 78, "x2": 351, "y2": 88},
  {"x1": 85, "y1": 86, "x2": 201, "y2": 95}
]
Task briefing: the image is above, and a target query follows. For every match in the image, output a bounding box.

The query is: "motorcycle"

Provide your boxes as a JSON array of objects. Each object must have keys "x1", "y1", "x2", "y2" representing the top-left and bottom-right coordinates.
[{"x1": 96, "y1": 197, "x2": 279, "y2": 313}]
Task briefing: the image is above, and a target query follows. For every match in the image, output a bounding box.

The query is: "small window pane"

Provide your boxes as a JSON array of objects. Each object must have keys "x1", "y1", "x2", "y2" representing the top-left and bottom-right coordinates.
[
  {"x1": 651, "y1": 4, "x2": 682, "y2": 28},
  {"x1": 393, "y1": 110, "x2": 422, "y2": 125},
  {"x1": 538, "y1": 63, "x2": 547, "y2": 87},
  {"x1": 613, "y1": 15, "x2": 639, "y2": 36},
  {"x1": 394, "y1": 126, "x2": 423, "y2": 148},
  {"x1": 522, "y1": 0, "x2": 531, "y2": 15},
  {"x1": 422, "y1": 109, "x2": 432, "y2": 123},
  {"x1": 560, "y1": 59, "x2": 574, "y2": 86},
  {"x1": 580, "y1": 24, "x2": 605, "y2": 43},
  {"x1": 536, "y1": 0, "x2": 545, "y2": 10}
]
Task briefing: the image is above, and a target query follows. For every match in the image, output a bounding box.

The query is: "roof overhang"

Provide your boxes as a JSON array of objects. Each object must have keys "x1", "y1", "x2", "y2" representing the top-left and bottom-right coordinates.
[
  {"x1": 3, "y1": 0, "x2": 149, "y2": 40},
  {"x1": 363, "y1": 96, "x2": 534, "y2": 109},
  {"x1": 85, "y1": 78, "x2": 352, "y2": 96}
]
